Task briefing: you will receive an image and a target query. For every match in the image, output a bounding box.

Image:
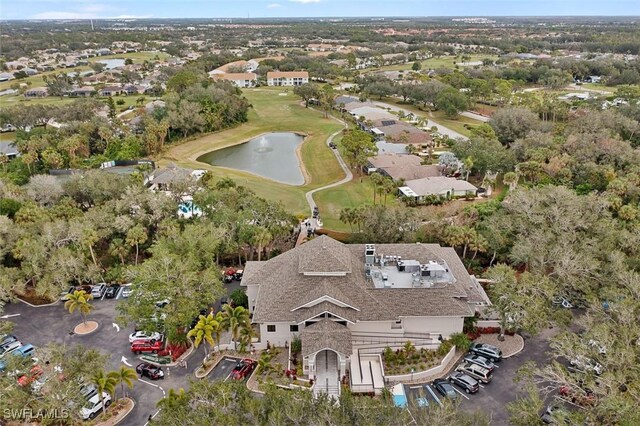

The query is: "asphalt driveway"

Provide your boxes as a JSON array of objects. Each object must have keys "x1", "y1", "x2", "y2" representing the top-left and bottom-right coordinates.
[{"x1": 1, "y1": 297, "x2": 205, "y2": 426}]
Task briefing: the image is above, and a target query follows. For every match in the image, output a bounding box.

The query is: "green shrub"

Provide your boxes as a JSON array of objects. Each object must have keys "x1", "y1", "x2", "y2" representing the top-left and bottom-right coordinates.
[
  {"x1": 437, "y1": 341, "x2": 453, "y2": 356},
  {"x1": 449, "y1": 332, "x2": 472, "y2": 352}
]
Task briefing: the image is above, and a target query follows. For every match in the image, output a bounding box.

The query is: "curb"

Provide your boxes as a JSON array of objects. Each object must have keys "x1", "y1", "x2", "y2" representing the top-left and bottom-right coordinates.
[
  {"x1": 502, "y1": 334, "x2": 526, "y2": 359},
  {"x1": 73, "y1": 321, "x2": 100, "y2": 336},
  {"x1": 194, "y1": 352, "x2": 230, "y2": 379},
  {"x1": 140, "y1": 341, "x2": 195, "y2": 368},
  {"x1": 16, "y1": 297, "x2": 60, "y2": 308},
  {"x1": 105, "y1": 398, "x2": 136, "y2": 426}
]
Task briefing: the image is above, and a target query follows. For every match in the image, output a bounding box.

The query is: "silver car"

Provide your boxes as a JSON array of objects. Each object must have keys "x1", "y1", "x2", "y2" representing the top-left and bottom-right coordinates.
[{"x1": 464, "y1": 353, "x2": 496, "y2": 371}]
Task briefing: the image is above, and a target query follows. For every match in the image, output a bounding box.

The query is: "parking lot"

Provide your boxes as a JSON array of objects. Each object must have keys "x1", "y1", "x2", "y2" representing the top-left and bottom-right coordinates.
[
  {"x1": 403, "y1": 328, "x2": 556, "y2": 423},
  {"x1": 1, "y1": 295, "x2": 205, "y2": 426},
  {"x1": 207, "y1": 356, "x2": 254, "y2": 383}
]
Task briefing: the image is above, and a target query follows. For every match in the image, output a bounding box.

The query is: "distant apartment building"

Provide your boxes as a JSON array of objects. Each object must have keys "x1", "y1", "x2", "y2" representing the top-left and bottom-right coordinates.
[
  {"x1": 266, "y1": 71, "x2": 309, "y2": 87},
  {"x1": 212, "y1": 72, "x2": 257, "y2": 88}
]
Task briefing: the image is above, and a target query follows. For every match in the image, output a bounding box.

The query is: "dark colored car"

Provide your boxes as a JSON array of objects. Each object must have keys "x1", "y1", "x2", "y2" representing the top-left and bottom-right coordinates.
[
  {"x1": 463, "y1": 353, "x2": 496, "y2": 371},
  {"x1": 105, "y1": 284, "x2": 120, "y2": 299},
  {"x1": 231, "y1": 358, "x2": 256, "y2": 380},
  {"x1": 233, "y1": 270, "x2": 244, "y2": 281},
  {"x1": 329, "y1": 142, "x2": 337, "y2": 149},
  {"x1": 432, "y1": 378, "x2": 458, "y2": 400},
  {"x1": 448, "y1": 372, "x2": 480, "y2": 394},
  {"x1": 130, "y1": 339, "x2": 163, "y2": 355},
  {"x1": 136, "y1": 362, "x2": 164, "y2": 380},
  {"x1": 469, "y1": 343, "x2": 502, "y2": 362}
]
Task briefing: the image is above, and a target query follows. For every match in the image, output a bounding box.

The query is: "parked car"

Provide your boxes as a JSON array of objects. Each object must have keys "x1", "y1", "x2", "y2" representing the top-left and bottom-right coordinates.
[
  {"x1": 540, "y1": 405, "x2": 568, "y2": 424},
  {"x1": 0, "y1": 339, "x2": 23, "y2": 357},
  {"x1": 432, "y1": 379, "x2": 458, "y2": 400},
  {"x1": 463, "y1": 353, "x2": 495, "y2": 371},
  {"x1": 559, "y1": 385, "x2": 596, "y2": 407},
  {"x1": 79, "y1": 392, "x2": 112, "y2": 420},
  {"x1": 231, "y1": 358, "x2": 256, "y2": 380},
  {"x1": 90, "y1": 283, "x2": 107, "y2": 299},
  {"x1": 128, "y1": 331, "x2": 163, "y2": 344},
  {"x1": 155, "y1": 299, "x2": 170, "y2": 308},
  {"x1": 469, "y1": 343, "x2": 502, "y2": 362},
  {"x1": 17, "y1": 365, "x2": 44, "y2": 387},
  {"x1": 220, "y1": 297, "x2": 228, "y2": 307},
  {"x1": 569, "y1": 355, "x2": 603, "y2": 375},
  {"x1": 130, "y1": 339, "x2": 163, "y2": 355},
  {"x1": 0, "y1": 334, "x2": 19, "y2": 348},
  {"x1": 136, "y1": 362, "x2": 164, "y2": 380},
  {"x1": 455, "y1": 362, "x2": 492, "y2": 384},
  {"x1": 0, "y1": 344, "x2": 36, "y2": 371},
  {"x1": 329, "y1": 142, "x2": 337, "y2": 149},
  {"x1": 104, "y1": 284, "x2": 121, "y2": 299},
  {"x1": 233, "y1": 270, "x2": 244, "y2": 281},
  {"x1": 121, "y1": 286, "x2": 133, "y2": 298},
  {"x1": 448, "y1": 372, "x2": 480, "y2": 394}
]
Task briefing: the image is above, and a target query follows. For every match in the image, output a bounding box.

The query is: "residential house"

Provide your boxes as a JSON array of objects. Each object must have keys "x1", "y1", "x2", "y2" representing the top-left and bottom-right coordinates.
[
  {"x1": 0, "y1": 141, "x2": 20, "y2": 160},
  {"x1": 376, "y1": 123, "x2": 432, "y2": 146},
  {"x1": 24, "y1": 87, "x2": 48, "y2": 98},
  {"x1": 0, "y1": 73, "x2": 14, "y2": 82},
  {"x1": 69, "y1": 86, "x2": 96, "y2": 97},
  {"x1": 146, "y1": 164, "x2": 203, "y2": 192},
  {"x1": 366, "y1": 153, "x2": 440, "y2": 181},
  {"x1": 212, "y1": 72, "x2": 257, "y2": 88},
  {"x1": 399, "y1": 177, "x2": 478, "y2": 200},
  {"x1": 123, "y1": 84, "x2": 147, "y2": 95},
  {"x1": 99, "y1": 86, "x2": 124, "y2": 97},
  {"x1": 267, "y1": 71, "x2": 309, "y2": 86},
  {"x1": 242, "y1": 235, "x2": 490, "y2": 397}
]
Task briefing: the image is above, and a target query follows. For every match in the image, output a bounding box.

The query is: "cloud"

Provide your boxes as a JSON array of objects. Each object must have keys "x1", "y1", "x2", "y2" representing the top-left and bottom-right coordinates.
[
  {"x1": 267, "y1": 3, "x2": 283, "y2": 8},
  {"x1": 288, "y1": 0, "x2": 321, "y2": 3}
]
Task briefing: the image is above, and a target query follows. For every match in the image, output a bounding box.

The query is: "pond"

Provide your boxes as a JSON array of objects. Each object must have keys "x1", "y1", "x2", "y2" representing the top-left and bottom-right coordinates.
[
  {"x1": 96, "y1": 59, "x2": 125, "y2": 69},
  {"x1": 197, "y1": 132, "x2": 306, "y2": 185}
]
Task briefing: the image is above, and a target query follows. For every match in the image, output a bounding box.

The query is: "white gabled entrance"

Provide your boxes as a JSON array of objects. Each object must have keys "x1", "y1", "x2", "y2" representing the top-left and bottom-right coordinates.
[{"x1": 313, "y1": 349, "x2": 340, "y2": 399}]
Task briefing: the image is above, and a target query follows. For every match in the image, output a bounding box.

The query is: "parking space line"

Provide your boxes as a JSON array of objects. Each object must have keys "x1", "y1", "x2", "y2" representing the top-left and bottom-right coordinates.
[
  {"x1": 409, "y1": 386, "x2": 422, "y2": 389},
  {"x1": 425, "y1": 385, "x2": 442, "y2": 407},
  {"x1": 453, "y1": 387, "x2": 470, "y2": 400},
  {"x1": 478, "y1": 384, "x2": 485, "y2": 389}
]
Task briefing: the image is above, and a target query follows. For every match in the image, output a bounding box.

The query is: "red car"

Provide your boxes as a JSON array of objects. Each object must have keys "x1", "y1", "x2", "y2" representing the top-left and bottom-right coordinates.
[
  {"x1": 131, "y1": 339, "x2": 163, "y2": 355},
  {"x1": 231, "y1": 358, "x2": 256, "y2": 380},
  {"x1": 17, "y1": 365, "x2": 44, "y2": 387},
  {"x1": 559, "y1": 385, "x2": 597, "y2": 407}
]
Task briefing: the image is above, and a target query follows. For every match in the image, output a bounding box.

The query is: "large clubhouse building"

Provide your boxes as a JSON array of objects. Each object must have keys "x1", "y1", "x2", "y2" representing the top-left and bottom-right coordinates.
[{"x1": 241, "y1": 235, "x2": 490, "y2": 396}]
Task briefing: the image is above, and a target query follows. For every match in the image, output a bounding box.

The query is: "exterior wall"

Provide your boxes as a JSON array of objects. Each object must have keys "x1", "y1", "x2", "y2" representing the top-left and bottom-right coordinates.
[
  {"x1": 348, "y1": 317, "x2": 463, "y2": 339},
  {"x1": 267, "y1": 77, "x2": 309, "y2": 86},
  {"x1": 230, "y1": 79, "x2": 256, "y2": 88},
  {"x1": 402, "y1": 316, "x2": 464, "y2": 338},
  {"x1": 259, "y1": 322, "x2": 296, "y2": 347},
  {"x1": 245, "y1": 284, "x2": 259, "y2": 314},
  {"x1": 349, "y1": 320, "x2": 404, "y2": 335},
  {"x1": 384, "y1": 345, "x2": 457, "y2": 385}
]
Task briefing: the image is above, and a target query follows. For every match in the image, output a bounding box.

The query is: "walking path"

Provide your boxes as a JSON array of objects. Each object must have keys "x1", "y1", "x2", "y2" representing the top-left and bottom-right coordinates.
[
  {"x1": 296, "y1": 114, "x2": 352, "y2": 246},
  {"x1": 460, "y1": 110, "x2": 490, "y2": 122},
  {"x1": 373, "y1": 101, "x2": 469, "y2": 140}
]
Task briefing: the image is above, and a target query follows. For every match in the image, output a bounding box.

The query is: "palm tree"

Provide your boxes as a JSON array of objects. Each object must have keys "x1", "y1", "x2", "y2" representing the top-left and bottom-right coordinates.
[
  {"x1": 463, "y1": 157, "x2": 474, "y2": 181},
  {"x1": 221, "y1": 305, "x2": 250, "y2": 351},
  {"x1": 339, "y1": 207, "x2": 354, "y2": 232},
  {"x1": 238, "y1": 325, "x2": 256, "y2": 353},
  {"x1": 64, "y1": 290, "x2": 93, "y2": 326},
  {"x1": 370, "y1": 173, "x2": 385, "y2": 205},
  {"x1": 108, "y1": 366, "x2": 137, "y2": 400},
  {"x1": 109, "y1": 238, "x2": 128, "y2": 266},
  {"x1": 90, "y1": 370, "x2": 116, "y2": 416},
  {"x1": 126, "y1": 224, "x2": 147, "y2": 265},
  {"x1": 256, "y1": 355, "x2": 273, "y2": 375},
  {"x1": 187, "y1": 313, "x2": 220, "y2": 357},
  {"x1": 252, "y1": 227, "x2": 273, "y2": 262}
]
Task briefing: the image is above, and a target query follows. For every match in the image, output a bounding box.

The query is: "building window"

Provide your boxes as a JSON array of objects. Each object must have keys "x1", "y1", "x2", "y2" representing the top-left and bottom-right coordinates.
[
  {"x1": 267, "y1": 325, "x2": 276, "y2": 332},
  {"x1": 290, "y1": 324, "x2": 299, "y2": 332}
]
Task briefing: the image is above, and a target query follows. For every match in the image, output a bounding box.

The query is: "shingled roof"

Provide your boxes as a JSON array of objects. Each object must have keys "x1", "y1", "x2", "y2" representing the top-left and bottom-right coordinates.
[
  {"x1": 300, "y1": 319, "x2": 352, "y2": 357},
  {"x1": 245, "y1": 235, "x2": 482, "y2": 324}
]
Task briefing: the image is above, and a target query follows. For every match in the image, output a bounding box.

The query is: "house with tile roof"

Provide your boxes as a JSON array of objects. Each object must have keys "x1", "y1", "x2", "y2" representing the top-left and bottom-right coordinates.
[
  {"x1": 241, "y1": 235, "x2": 490, "y2": 397},
  {"x1": 267, "y1": 71, "x2": 309, "y2": 86}
]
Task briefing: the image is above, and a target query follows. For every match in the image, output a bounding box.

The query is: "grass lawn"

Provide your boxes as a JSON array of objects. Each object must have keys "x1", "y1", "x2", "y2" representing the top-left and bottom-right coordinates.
[
  {"x1": 582, "y1": 83, "x2": 615, "y2": 93},
  {"x1": 160, "y1": 87, "x2": 344, "y2": 217},
  {"x1": 370, "y1": 54, "x2": 500, "y2": 73},
  {"x1": 314, "y1": 174, "x2": 399, "y2": 232},
  {"x1": 0, "y1": 132, "x2": 16, "y2": 141}
]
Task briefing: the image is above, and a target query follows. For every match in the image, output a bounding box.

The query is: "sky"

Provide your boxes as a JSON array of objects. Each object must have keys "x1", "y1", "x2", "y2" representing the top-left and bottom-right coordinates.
[{"x1": 1, "y1": 0, "x2": 639, "y2": 20}]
